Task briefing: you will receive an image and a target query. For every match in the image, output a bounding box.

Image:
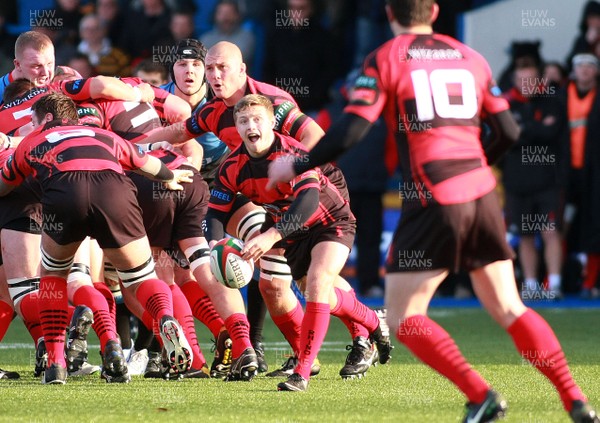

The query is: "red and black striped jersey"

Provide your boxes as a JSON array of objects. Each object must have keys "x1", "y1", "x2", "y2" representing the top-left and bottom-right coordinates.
[
  {"x1": 209, "y1": 133, "x2": 349, "y2": 230},
  {"x1": 185, "y1": 77, "x2": 312, "y2": 150},
  {"x1": 346, "y1": 33, "x2": 509, "y2": 204},
  {"x1": 0, "y1": 121, "x2": 148, "y2": 187},
  {"x1": 0, "y1": 79, "x2": 96, "y2": 136},
  {"x1": 77, "y1": 77, "x2": 167, "y2": 142}
]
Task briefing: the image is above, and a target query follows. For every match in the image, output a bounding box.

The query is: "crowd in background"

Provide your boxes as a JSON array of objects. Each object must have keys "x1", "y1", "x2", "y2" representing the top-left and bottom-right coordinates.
[{"x1": 0, "y1": 0, "x2": 599, "y2": 300}]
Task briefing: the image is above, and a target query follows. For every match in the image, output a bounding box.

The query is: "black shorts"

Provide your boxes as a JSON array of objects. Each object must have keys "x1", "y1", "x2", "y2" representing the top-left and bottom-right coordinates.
[
  {"x1": 43, "y1": 171, "x2": 146, "y2": 248},
  {"x1": 386, "y1": 190, "x2": 514, "y2": 274},
  {"x1": 264, "y1": 215, "x2": 356, "y2": 280},
  {"x1": 505, "y1": 188, "x2": 562, "y2": 235},
  {"x1": 0, "y1": 179, "x2": 42, "y2": 234},
  {"x1": 128, "y1": 165, "x2": 209, "y2": 248}
]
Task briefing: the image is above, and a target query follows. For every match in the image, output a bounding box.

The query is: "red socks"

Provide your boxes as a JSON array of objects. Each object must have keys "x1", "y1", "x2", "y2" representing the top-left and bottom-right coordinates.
[
  {"x1": 583, "y1": 253, "x2": 600, "y2": 290},
  {"x1": 134, "y1": 278, "x2": 173, "y2": 321},
  {"x1": 295, "y1": 302, "x2": 330, "y2": 379},
  {"x1": 72, "y1": 285, "x2": 118, "y2": 350},
  {"x1": 38, "y1": 276, "x2": 69, "y2": 367},
  {"x1": 0, "y1": 299, "x2": 14, "y2": 341},
  {"x1": 170, "y1": 284, "x2": 205, "y2": 368},
  {"x1": 330, "y1": 288, "x2": 379, "y2": 334},
  {"x1": 180, "y1": 280, "x2": 224, "y2": 338},
  {"x1": 508, "y1": 309, "x2": 586, "y2": 410},
  {"x1": 93, "y1": 282, "x2": 116, "y2": 326},
  {"x1": 397, "y1": 315, "x2": 490, "y2": 403},
  {"x1": 271, "y1": 300, "x2": 304, "y2": 354},
  {"x1": 18, "y1": 293, "x2": 44, "y2": 343},
  {"x1": 224, "y1": 313, "x2": 252, "y2": 358}
]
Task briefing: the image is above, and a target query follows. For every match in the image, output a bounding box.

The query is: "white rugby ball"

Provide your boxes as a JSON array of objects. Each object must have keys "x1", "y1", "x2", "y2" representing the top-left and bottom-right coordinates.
[{"x1": 209, "y1": 238, "x2": 254, "y2": 289}]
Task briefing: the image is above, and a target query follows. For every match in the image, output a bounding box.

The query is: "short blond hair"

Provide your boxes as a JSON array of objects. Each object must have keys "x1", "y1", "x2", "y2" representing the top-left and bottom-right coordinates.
[
  {"x1": 15, "y1": 31, "x2": 53, "y2": 58},
  {"x1": 233, "y1": 94, "x2": 274, "y2": 119}
]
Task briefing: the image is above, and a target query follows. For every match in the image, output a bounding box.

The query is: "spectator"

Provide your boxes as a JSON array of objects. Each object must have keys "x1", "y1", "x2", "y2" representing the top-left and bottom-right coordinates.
[
  {"x1": 543, "y1": 61, "x2": 568, "y2": 89},
  {"x1": 352, "y1": 0, "x2": 392, "y2": 69},
  {"x1": 263, "y1": 0, "x2": 341, "y2": 115},
  {"x1": 53, "y1": 0, "x2": 87, "y2": 48},
  {"x1": 562, "y1": 53, "x2": 600, "y2": 298},
  {"x1": 498, "y1": 40, "x2": 544, "y2": 93},
  {"x1": 501, "y1": 62, "x2": 567, "y2": 299},
  {"x1": 77, "y1": 14, "x2": 130, "y2": 77},
  {"x1": 67, "y1": 52, "x2": 96, "y2": 78},
  {"x1": 133, "y1": 59, "x2": 169, "y2": 87},
  {"x1": 119, "y1": 0, "x2": 172, "y2": 63},
  {"x1": 200, "y1": 0, "x2": 256, "y2": 74},
  {"x1": 95, "y1": 0, "x2": 126, "y2": 49},
  {"x1": 566, "y1": 1, "x2": 600, "y2": 72}
]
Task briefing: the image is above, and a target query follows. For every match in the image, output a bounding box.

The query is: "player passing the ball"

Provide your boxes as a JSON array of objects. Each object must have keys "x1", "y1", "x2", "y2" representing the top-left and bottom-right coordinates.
[
  {"x1": 206, "y1": 94, "x2": 389, "y2": 391},
  {"x1": 267, "y1": 0, "x2": 599, "y2": 421}
]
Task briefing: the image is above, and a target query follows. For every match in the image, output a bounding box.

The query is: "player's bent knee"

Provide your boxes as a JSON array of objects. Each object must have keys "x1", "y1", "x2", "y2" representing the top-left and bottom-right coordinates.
[{"x1": 117, "y1": 257, "x2": 158, "y2": 289}]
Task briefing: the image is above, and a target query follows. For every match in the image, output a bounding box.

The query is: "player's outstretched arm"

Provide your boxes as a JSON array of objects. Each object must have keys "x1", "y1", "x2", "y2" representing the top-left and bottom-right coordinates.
[
  {"x1": 89, "y1": 77, "x2": 155, "y2": 102},
  {"x1": 179, "y1": 140, "x2": 203, "y2": 171},
  {"x1": 140, "y1": 121, "x2": 191, "y2": 146},
  {"x1": 161, "y1": 92, "x2": 192, "y2": 123},
  {"x1": 268, "y1": 113, "x2": 372, "y2": 188},
  {"x1": 133, "y1": 154, "x2": 193, "y2": 190},
  {"x1": 298, "y1": 119, "x2": 325, "y2": 151},
  {"x1": 483, "y1": 109, "x2": 521, "y2": 165}
]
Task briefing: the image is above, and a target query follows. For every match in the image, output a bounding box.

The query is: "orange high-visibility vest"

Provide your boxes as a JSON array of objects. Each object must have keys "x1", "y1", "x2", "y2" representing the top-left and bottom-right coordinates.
[{"x1": 567, "y1": 82, "x2": 596, "y2": 169}]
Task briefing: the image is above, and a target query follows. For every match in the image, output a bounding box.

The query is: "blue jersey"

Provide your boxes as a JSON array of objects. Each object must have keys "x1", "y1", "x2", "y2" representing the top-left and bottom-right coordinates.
[
  {"x1": 0, "y1": 72, "x2": 13, "y2": 103},
  {"x1": 160, "y1": 82, "x2": 229, "y2": 176}
]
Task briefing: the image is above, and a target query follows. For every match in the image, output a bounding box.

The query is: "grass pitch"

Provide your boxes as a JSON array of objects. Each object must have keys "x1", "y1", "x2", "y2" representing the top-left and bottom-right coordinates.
[{"x1": 1, "y1": 307, "x2": 599, "y2": 423}]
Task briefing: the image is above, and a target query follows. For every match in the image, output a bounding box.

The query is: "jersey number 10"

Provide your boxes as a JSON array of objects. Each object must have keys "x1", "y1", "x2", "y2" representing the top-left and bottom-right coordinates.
[{"x1": 410, "y1": 69, "x2": 478, "y2": 121}]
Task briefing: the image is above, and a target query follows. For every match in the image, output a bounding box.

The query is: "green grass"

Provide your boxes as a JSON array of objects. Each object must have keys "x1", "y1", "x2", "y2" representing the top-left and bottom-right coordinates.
[{"x1": 1, "y1": 307, "x2": 599, "y2": 423}]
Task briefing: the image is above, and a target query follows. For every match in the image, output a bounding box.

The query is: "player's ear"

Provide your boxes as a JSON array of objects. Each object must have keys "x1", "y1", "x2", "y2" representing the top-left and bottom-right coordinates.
[
  {"x1": 13, "y1": 58, "x2": 20, "y2": 70},
  {"x1": 431, "y1": 3, "x2": 440, "y2": 24},
  {"x1": 384, "y1": 4, "x2": 395, "y2": 25},
  {"x1": 240, "y1": 62, "x2": 247, "y2": 76},
  {"x1": 44, "y1": 112, "x2": 54, "y2": 123}
]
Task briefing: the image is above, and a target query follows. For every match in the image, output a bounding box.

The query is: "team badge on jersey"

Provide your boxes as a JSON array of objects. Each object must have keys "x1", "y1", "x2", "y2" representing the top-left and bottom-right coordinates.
[
  {"x1": 349, "y1": 75, "x2": 378, "y2": 106},
  {"x1": 489, "y1": 80, "x2": 502, "y2": 97}
]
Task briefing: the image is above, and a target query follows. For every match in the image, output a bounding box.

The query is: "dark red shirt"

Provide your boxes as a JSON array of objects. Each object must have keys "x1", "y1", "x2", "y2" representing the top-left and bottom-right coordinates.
[
  {"x1": 1, "y1": 122, "x2": 148, "y2": 186},
  {"x1": 185, "y1": 77, "x2": 313, "y2": 150},
  {"x1": 209, "y1": 133, "x2": 348, "y2": 231},
  {"x1": 346, "y1": 33, "x2": 509, "y2": 204}
]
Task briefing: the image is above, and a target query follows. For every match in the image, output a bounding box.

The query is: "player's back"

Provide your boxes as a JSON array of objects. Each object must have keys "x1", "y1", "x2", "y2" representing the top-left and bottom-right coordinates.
[
  {"x1": 350, "y1": 33, "x2": 507, "y2": 204},
  {"x1": 11, "y1": 123, "x2": 145, "y2": 183}
]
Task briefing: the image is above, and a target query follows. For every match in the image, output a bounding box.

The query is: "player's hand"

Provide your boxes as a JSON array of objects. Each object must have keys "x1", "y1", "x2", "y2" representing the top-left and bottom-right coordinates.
[
  {"x1": 137, "y1": 83, "x2": 155, "y2": 103},
  {"x1": 149, "y1": 141, "x2": 174, "y2": 152},
  {"x1": 267, "y1": 155, "x2": 296, "y2": 189},
  {"x1": 0, "y1": 133, "x2": 11, "y2": 150},
  {"x1": 241, "y1": 229, "x2": 281, "y2": 261},
  {"x1": 164, "y1": 169, "x2": 193, "y2": 191}
]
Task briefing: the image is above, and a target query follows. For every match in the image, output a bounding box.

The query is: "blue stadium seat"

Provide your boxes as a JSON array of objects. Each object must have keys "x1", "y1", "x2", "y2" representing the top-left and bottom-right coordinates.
[{"x1": 5, "y1": 0, "x2": 56, "y2": 35}]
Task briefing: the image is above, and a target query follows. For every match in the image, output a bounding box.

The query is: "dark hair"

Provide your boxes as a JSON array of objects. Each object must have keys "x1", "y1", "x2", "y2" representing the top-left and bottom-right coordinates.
[
  {"x1": 134, "y1": 59, "x2": 169, "y2": 82},
  {"x1": 32, "y1": 92, "x2": 79, "y2": 122},
  {"x1": 386, "y1": 0, "x2": 436, "y2": 27},
  {"x1": 3, "y1": 78, "x2": 36, "y2": 103}
]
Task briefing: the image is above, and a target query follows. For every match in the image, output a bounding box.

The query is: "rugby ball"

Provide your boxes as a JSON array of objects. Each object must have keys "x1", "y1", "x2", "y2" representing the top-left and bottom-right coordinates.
[{"x1": 209, "y1": 238, "x2": 254, "y2": 289}]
